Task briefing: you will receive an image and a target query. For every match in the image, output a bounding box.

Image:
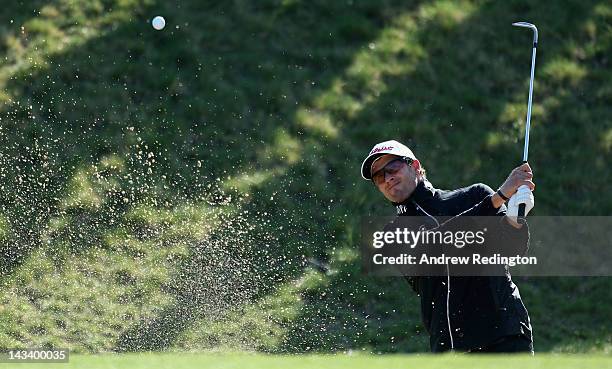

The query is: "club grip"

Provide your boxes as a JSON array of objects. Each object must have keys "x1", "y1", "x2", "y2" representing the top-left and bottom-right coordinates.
[
  {"x1": 517, "y1": 203, "x2": 526, "y2": 224},
  {"x1": 517, "y1": 161, "x2": 528, "y2": 223}
]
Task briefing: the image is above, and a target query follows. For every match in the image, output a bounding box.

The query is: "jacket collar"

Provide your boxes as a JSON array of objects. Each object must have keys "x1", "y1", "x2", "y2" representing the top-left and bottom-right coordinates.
[{"x1": 393, "y1": 179, "x2": 436, "y2": 214}]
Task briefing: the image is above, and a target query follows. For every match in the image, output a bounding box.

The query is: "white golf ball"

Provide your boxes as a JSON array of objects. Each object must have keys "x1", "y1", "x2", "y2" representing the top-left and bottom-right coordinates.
[{"x1": 152, "y1": 16, "x2": 165, "y2": 30}]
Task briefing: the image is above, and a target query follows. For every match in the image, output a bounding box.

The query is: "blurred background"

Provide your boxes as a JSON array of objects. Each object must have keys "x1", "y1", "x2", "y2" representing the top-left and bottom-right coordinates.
[{"x1": 0, "y1": 0, "x2": 610, "y2": 354}]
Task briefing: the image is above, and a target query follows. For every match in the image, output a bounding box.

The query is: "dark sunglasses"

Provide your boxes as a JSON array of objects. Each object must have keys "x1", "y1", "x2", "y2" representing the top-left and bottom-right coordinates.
[{"x1": 371, "y1": 157, "x2": 412, "y2": 185}]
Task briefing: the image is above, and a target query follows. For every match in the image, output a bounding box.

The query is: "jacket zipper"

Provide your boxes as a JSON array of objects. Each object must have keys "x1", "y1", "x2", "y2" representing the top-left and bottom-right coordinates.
[{"x1": 412, "y1": 200, "x2": 455, "y2": 351}]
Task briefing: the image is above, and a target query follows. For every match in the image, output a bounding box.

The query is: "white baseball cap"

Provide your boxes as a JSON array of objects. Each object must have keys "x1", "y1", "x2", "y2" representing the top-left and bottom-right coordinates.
[{"x1": 360, "y1": 140, "x2": 416, "y2": 180}]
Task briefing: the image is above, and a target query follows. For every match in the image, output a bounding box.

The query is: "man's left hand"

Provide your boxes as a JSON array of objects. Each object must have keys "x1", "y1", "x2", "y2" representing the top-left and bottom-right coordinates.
[
  {"x1": 494, "y1": 163, "x2": 535, "y2": 227},
  {"x1": 506, "y1": 186, "x2": 535, "y2": 227}
]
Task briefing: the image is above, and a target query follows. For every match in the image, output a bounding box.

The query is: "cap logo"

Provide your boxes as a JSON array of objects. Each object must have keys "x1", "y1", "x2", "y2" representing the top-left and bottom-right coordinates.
[{"x1": 370, "y1": 146, "x2": 394, "y2": 155}]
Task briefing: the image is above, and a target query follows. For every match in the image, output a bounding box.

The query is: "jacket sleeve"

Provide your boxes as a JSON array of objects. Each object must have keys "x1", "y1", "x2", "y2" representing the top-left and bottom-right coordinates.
[
  {"x1": 455, "y1": 183, "x2": 501, "y2": 216},
  {"x1": 467, "y1": 183, "x2": 530, "y2": 256},
  {"x1": 433, "y1": 183, "x2": 530, "y2": 256}
]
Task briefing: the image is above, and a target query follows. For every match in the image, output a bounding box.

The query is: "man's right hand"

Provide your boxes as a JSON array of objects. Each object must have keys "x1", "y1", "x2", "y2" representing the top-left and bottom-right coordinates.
[{"x1": 498, "y1": 163, "x2": 535, "y2": 199}]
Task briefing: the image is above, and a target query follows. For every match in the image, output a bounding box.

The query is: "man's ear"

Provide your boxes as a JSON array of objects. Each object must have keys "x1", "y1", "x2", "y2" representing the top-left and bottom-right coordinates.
[{"x1": 411, "y1": 159, "x2": 424, "y2": 178}]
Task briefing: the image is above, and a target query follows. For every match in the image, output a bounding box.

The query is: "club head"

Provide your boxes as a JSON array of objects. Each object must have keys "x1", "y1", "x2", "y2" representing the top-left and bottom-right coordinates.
[
  {"x1": 512, "y1": 22, "x2": 538, "y2": 43},
  {"x1": 512, "y1": 22, "x2": 536, "y2": 29}
]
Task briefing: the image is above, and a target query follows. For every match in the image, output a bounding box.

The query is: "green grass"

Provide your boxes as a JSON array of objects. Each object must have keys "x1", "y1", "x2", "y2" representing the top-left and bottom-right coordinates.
[
  {"x1": 3, "y1": 352, "x2": 612, "y2": 369},
  {"x1": 0, "y1": 0, "x2": 610, "y2": 355}
]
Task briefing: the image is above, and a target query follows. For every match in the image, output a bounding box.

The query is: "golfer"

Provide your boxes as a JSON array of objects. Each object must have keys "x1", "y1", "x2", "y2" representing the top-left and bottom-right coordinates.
[{"x1": 361, "y1": 140, "x2": 535, "y2": 353}]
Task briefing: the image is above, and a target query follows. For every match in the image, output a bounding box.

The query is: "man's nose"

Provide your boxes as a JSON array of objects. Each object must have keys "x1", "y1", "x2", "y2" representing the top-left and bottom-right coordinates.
[{"x1": 385, "y1": 172, "x2": 395, "y2": 184}]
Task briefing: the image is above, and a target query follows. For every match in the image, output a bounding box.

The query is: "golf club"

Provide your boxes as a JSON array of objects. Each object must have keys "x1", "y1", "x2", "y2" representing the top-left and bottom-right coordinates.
[{"x1": 512, "y1": 21, "x2": 538, "y2": 220}]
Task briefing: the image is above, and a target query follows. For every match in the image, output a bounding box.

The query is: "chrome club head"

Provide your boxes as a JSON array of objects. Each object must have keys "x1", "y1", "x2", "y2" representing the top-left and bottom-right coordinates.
[
  {"x1": 512, "y1": 21, "x2": 535, "y2": 28},
  {"x1": 513, "y1": 22, "x2": 538, "y2": 43}
]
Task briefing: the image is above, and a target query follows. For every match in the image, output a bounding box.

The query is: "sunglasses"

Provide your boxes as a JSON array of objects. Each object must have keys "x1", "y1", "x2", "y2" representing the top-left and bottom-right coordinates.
[{"x1": 371, "y1": 157, "x2": 412, "y2": 186}]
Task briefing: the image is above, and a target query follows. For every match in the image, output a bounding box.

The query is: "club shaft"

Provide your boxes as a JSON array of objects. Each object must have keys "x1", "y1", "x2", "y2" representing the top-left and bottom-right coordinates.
[
  {"x1": 515, "y1": 23, "x2": 538, "y2": 220},
  {"x1": 518, "y1": 45, "x2": 535, "y2": 218},
  {"x1": 523, "y1": 41, "x2": 537, "y2": 162}
]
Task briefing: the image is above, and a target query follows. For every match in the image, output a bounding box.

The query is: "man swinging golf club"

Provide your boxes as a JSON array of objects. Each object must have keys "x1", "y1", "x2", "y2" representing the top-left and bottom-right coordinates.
[
  {"x1": 361, "y1": 21, "x2": 539, "y2": 353},
  {"x1": 361, "y1": 140, "x2": 535, "y2": 353}
]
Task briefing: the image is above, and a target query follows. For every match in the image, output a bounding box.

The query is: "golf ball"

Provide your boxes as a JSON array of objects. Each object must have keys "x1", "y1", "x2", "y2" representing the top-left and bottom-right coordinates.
[{"x1": 152, "y1": 16, "x2": 165, "y2": 30}]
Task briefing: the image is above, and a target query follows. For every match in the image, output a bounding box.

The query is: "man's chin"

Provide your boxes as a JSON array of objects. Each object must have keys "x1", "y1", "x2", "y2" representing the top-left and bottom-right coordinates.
[{"x1": 387, "y1": 192, "x2": 405, "y2": 203}]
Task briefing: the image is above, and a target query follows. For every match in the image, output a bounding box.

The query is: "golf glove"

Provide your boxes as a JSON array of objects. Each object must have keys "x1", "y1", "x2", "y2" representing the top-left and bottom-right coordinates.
[{"x1": 507, "y1": 185, "x2": 534, "y2": 221}]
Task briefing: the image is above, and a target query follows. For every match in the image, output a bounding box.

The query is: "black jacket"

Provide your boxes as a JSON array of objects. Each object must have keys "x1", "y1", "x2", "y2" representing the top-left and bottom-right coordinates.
[{"x1": 393, "y1": 179, "x2": 532, "y2": 352}]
